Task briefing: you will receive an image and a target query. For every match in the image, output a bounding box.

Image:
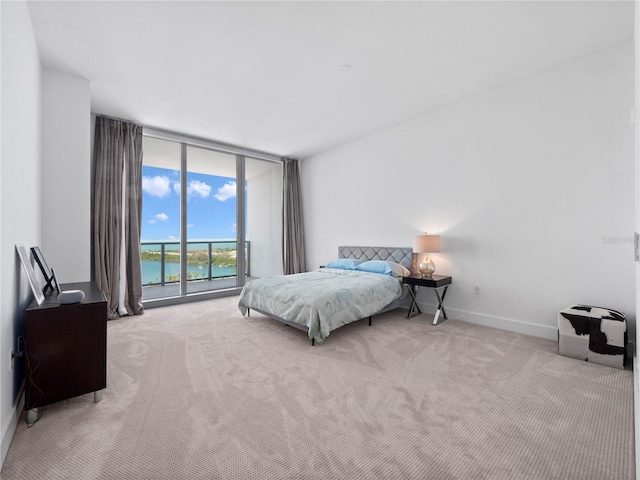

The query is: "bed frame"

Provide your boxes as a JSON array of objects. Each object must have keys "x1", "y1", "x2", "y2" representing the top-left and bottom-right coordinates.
[{"x1": 247, "y1": 246, "x2": 414, "y2": 345}]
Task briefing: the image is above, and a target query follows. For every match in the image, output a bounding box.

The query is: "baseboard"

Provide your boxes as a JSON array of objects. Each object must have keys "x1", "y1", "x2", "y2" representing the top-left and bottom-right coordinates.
[
  {"x1": 1, "y1": 389, "x2": 24, "y2": 468},
  {"x1": 416, "y1": 301, "x2": 557, "y2": 340}
]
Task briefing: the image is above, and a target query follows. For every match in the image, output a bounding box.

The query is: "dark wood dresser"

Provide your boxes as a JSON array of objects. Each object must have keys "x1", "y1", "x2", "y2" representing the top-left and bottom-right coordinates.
[{"x1": 24, "y1": 281, "x2": 107, "y2": 424}]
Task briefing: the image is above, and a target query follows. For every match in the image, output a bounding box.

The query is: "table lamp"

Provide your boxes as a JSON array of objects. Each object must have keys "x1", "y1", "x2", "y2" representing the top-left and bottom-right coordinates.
[{"x1": 413, "y1": 233, "x2": 440, "y2": 277}]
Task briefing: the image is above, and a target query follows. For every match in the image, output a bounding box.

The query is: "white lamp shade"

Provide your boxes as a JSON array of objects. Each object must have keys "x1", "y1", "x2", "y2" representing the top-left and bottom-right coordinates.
[{"x1": 413, "y1": 234, "x2": 440, "y2": 253}]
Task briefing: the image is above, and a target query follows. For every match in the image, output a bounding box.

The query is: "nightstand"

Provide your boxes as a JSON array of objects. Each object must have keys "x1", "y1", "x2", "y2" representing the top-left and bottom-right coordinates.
[{"x1": 402, "y1": 274, "x2": 452, "y2": 325}]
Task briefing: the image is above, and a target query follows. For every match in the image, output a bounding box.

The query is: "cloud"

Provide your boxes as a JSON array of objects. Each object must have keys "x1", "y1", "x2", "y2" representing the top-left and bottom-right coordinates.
[
  {"x1": 172, "y1": 180, "x2": 212, "y2": 199},
  {"x1": 148, "y1": 212, "x2": 169, "y2": 224},
  {"x1": 142, "y1": 175, "x2": 172, "y2": 197},
  {"x1": 215, "y1": 181, "x2": 236, "y2": 201},
  {"x1": 187, "y1": 180, "x2": 211, "y2": 198}
]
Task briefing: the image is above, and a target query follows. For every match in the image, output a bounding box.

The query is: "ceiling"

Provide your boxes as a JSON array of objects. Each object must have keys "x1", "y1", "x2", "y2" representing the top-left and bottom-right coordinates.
[{"x1": 27, "y1": 1, "x2": 634, "y2": 159}]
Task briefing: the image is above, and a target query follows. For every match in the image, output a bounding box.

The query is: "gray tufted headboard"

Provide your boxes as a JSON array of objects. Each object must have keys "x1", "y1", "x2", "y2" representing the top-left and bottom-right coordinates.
[{"x1": 338, "y1": 246, "x2": 414, "y2": 271}]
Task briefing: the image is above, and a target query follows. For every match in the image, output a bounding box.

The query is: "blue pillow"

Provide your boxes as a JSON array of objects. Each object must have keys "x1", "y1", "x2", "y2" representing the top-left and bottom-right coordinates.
[
  {"x1": 325, "y1": 258, "x2": 365, "y2": 270},
  {"x1": 356, "y1": 260, "x2": 411, "y2": 277}
]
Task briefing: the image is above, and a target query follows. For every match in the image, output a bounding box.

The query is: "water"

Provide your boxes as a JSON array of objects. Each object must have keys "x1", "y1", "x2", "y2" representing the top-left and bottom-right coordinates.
[
  {"x1": 141, "y1": 260, "x2": 236, "y2": 285},
  {"x1": 140, "y1": 241, "x2": 241, "y2": 285}
]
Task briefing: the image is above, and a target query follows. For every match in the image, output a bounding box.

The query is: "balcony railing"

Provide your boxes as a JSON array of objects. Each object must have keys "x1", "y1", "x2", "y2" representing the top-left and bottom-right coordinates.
[{"x1": 140, "y1": 240, "x2": 250, "y2": 287}]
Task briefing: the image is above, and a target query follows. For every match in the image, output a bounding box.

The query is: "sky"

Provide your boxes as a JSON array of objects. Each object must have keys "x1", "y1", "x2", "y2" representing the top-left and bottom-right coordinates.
[{"x1": 141, "y1": 166, "x2": 239, "y2": 242}]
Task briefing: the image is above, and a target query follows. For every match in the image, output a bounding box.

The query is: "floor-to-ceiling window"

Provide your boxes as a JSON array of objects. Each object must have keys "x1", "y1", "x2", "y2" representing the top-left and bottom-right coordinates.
[
  {"x1": 140, "y1": 130, "x2": 282, "y2": 305},
  {"x1": 184, "y1": 145, "x2": 239, "y2": 295},
  {"x1": 140, "y1": 136, "x2": 182, "y2": 297},
  {"x1": 245, "y1": 156, "x2": 284, "y2": 279}
]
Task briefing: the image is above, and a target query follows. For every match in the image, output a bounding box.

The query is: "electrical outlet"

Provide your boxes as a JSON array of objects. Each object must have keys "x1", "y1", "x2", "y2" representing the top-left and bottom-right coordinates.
[
  {"x1": 9, "y1": 348, "x2": 14, "y2": 371},
  {"x1": 474, "y1": 284, "x2": 481, "y2": 295}
]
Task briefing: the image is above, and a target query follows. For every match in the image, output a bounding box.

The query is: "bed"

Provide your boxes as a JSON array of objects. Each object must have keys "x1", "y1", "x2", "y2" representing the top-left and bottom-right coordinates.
[{"x1": 237, "y1": 246, "x2": 414, "y2": 344}]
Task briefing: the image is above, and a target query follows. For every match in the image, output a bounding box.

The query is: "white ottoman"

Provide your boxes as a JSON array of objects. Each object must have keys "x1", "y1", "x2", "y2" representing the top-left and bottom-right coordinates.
[{"x1": 558, "y1": 305, "x2": 626, "y2": 369}]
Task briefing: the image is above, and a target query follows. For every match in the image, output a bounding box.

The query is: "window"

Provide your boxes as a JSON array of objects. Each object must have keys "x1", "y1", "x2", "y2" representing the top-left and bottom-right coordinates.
[{"x1": 140, "y1": 131, "x2": 282, "y2": 305}]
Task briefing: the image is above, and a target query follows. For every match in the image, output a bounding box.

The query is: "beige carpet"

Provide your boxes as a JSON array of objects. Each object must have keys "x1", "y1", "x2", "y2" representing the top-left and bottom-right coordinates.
[{"x1": 2, "y1": 296, "x2": 634, "y2": 479}]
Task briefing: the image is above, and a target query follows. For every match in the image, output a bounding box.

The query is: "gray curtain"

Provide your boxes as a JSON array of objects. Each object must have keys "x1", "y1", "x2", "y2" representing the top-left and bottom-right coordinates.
[
  {"x1": 282, "y1": 157, "x2": 307, "y2": 274},
  {"x1": 92, "y1": 116, "x2": 144, "y2": 319}
]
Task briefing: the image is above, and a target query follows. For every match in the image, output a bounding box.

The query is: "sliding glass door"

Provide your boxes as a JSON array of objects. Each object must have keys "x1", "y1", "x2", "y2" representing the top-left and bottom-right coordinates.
[
  {"x1": 185, "y1": 146, "x2": 239, "y2": 295},
  {"x1": 140, "y1": 136, "x2": 182, "y2": 297},
  {"x1": 140, "y1": 133, "x2": 282, "y2": 304},
  {"x1": 245, "y1": 156, "x2": 283, "y2": 279}
]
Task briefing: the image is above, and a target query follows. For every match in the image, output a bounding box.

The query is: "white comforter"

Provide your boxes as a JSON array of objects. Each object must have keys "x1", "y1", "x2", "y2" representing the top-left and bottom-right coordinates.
[{"x1": 238, "y1": 268, "x2": 403, "y2": 344}]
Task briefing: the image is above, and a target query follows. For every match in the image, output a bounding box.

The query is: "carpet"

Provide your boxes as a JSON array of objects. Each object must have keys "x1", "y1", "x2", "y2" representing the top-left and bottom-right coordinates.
[{"x1": 1, "y1": 296, "x2": 634, "y2": 479}]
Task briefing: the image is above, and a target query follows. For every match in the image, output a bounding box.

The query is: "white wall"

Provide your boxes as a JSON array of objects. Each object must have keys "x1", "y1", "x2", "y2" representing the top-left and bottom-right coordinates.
[
  {"x1": 41, "y1": 68, "x2": 91, "y2": 283},
  {"x1": 0, "y1": 0, "x2": 42, "y2": 466},
  {"x1": 302, "y1": 42, "x2": 635, "y2": 341}
]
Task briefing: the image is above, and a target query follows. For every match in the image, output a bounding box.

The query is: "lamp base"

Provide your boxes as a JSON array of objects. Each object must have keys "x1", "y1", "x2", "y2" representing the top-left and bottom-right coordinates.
[{"x1": 418, "y1": 253, "x2": 435, "y2": 278}]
